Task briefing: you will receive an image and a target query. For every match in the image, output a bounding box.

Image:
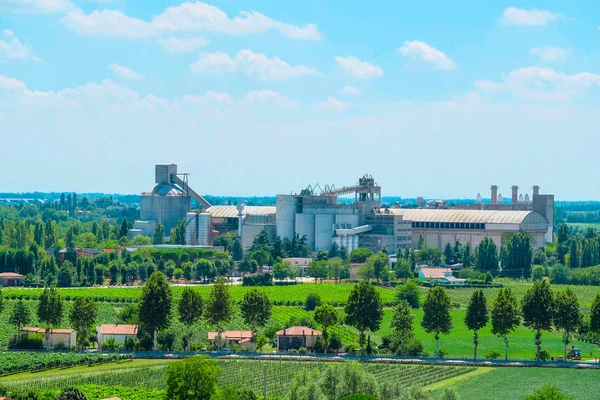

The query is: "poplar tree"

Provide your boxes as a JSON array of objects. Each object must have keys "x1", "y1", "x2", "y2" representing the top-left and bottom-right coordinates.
[
  {"x1": 241, "y1": 290, "x2": 272, "y2": 352},
  {"x1": 464, "y1": 290, "x2": 488, "y2": 360},
  {"x1": 475, "y1": 237, "x2": 498, "y2": 273},
  {"x1": 314, "y1": 304, "x2": 339, "y2": 352},
  {"x1": 491, "y1": 288, "x2": 521, "y2": 360},
  {"x1": 522, "y1": 280, "x2": 554, "y2": 361},
  {"x1": 345, "y1": 281, "x2": 383, "y2": 355},
  {"x1": 69, "y1": 297, "x2": 98, "y2": 351},
  {"x1": 37, "y1": 287, "x2": 64, "y2": 348},
  {"x1": 153, "y1": 222, "x2": 165, "y2": 245},
  {"x1": 553, "y1": 288, "x2": 582, "y2": 361},
  {"x1": 463, "y1": 242, "x2": 473, "y2": 268},
  {"x1": 205, "y1": 277, "x2": 234, "y2": 350},
  {"x1": 140, "y1": 272, "x2": 172, "y2": 351},
  {"x1": 421, "y1": 286, "x2": 453, "y2": 358},
  {"x1": 178, "y1": 287, "x2": 203, "y2": 352}
]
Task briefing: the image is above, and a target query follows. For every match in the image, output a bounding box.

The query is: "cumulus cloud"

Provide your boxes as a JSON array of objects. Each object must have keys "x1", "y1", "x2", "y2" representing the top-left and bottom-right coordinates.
[
  {"x1": 108, "y1": 63, "x2": 142, "y2": 80},
  {"x1": 475, "y1": 66, "x2": 600, "y2": 100},
  {"x1": 334, "y1": 56, "x2": 383, "y2": 80},
  {"x1": 183, "y1": 91, "x2": 232, "y2": 104},
  {"x1": 315, "y1": 96, "x2": 348, "y2": 112},
  {"x1": 243, "y1": 90, "x2": 299, "y2": 108},
  {"x1": 0, "y1": 30, "x2": 43, "y2": 63},
  {"x1": 157, "y1": 36, "x2": 208, "y2": 53},
  {"x1": 190, "y1": 49, "x2": 319, "y2": 80},
  {"x1": 399, "y1": 41, "x2": 456, "y2": 70},
  {"x1": 529, "y1": 46, "x2": 569, "y2": 62},
  {"x1": 501, "y1": 7, "x2": 563, "y2": 26},
  {"x1": 62, "y1": 2, "x2": 321, "y2": 40},
  {"x1": 339, "y1": 85, "x2": 360, "y2": 96}
]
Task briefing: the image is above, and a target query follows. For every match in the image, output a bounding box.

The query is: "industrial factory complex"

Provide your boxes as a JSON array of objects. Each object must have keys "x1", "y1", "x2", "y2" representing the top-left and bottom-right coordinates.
[{"x1": 131, "y1": 164, "x2": 554, "y2": 254}]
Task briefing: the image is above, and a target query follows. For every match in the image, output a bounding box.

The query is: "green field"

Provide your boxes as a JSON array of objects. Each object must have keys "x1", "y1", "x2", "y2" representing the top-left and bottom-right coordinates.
[
  {"x1": 3, "y1": 282, "x2": 600, "y2": 359},
  {"x1": 567, "y1": 222, "x2": 600, "y2": 231},
  {"x1": 431, "y1": 367, "x2": 600, "y2": 400},
  {"x1": 0, "y1": 284, "x2": 398, "y2": 305},
  {"x1": 0, "y1": 358, "x2": 475, "y2": 398}
]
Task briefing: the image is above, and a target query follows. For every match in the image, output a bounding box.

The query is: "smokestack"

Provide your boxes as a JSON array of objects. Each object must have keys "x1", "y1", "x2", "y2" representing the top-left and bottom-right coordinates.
[
  {"x1": 491, "y1": 185, "x2": 498, "y2": 205},
  {"x1": 533, "y1": 185, "x2": 540, "y2": 196},
  {"x1": 511, "y1": 186, "x2": 519, "y2": 205},
  {"x1": 417, "y1": 197, "x2": 424, "y2": 208}
]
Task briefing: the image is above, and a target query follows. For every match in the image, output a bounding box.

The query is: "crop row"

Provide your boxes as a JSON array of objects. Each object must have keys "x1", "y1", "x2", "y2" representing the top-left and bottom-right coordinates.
[
  {"x1": 0, "y1": 352, "x2": 131, "y2": 376},
  {"x1": 0, "y1": 284, "x2": 398, "y2": 306},
  {"x1": 3, "y1": 359, "x2": 475, "y2": 397}
]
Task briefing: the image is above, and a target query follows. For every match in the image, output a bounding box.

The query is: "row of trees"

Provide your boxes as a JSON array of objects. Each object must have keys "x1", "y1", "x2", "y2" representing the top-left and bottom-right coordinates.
[{"x1": 418, "y1": 280, "x2": 588, "y2": 361}]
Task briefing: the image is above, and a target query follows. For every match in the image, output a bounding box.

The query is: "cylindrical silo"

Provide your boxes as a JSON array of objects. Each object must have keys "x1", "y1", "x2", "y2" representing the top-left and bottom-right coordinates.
[{"x1": 276, "y1": 195, "x2": 296, "y2": 240}]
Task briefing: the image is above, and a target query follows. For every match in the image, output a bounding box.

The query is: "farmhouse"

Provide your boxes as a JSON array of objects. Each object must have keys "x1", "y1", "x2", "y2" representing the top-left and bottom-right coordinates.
[
  {"x1": 419, "y1": 267, "x2": 466, "y2": 286},
  {"x1": 208, "y1": 331, "x2": 253, "y2": 350},
  {"x1": 276, "y1": 326, "x2": 322, "y2": 352},
  {"x1": 97, "y1": 324, "x2": 138, "y2": 346},
  {"x1": 0, "y1": 272, "x2": 23, "y2": 287},
  {"x1": 21, "y1": 327, "x2": 76, "y2": 348}
]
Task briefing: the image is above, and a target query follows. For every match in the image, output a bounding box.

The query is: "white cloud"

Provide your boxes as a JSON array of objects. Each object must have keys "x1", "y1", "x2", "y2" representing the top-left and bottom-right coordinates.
[
  {"x1": 243, "y1": 90, "x2": 299, "y2": 108},
  {"x1": 189, "y1": 51, "x2": 237, "y2": 74},
  {"x1": 183, "y1": 91, "x2": 232, "y2": 104},
  {"x1": 315, "y1": 96, "x2": 348, "y2": 112},
  {"x1": 475, "y1": 66, "x2": 600, "y2": 100},
  {"x1": 529, "y1": 46, "x2": 569, "y2": 62},
  {"x1": 339, "y1": 85, "x2": 360, "y2": 96},
  {"x1": 399, "y1": 41, "x2": 457, "y2": 70},
  {"x1": 334, "y1": 56, "x2": 383, "y2": 80},
  {"x1": 108, "y1": 63, "x2": 142, "y2": 80},
  {"x1": 62, "y1": 2, "x2": 321, "y2": 40},
  {"x1": 63, "y1": 10, "x2": 157, "y2": 38},
  {"x1": 157, "y1": 36, "x2": 208, "y2": 54},
  {"x1": 190, "y1": 49, "x2": 319, "y2": 80},
  {"x1": 8, "y1": 0, "x2": 74, "y2": 13},
  {"x1": 501, "y1": 7, "x2": 562, "y2": 26},
  {"x1": 0, "y1": 30, "x2": 43, "y2": 63}
]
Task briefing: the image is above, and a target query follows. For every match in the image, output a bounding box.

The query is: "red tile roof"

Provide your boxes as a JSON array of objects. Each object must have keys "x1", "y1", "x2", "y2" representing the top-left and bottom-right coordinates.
[
  {"x1": 0, "y1": 272, "x2": 23, "y2": 278},
  {"x1": 207, "y1": 331, "x2": 252, "y2": 341},
  {"x1": 420, "y1": 267, "x2": 452, "y2": 279},
  {"x1": 99, "y1": 324, "x2": 138, "y2": 335},
  {"x1": 276, "y1": 326, "x2": 322, "y2": 336},
  {"x1": 22, "y1": 327, "x2": 74, "y2": 334}
]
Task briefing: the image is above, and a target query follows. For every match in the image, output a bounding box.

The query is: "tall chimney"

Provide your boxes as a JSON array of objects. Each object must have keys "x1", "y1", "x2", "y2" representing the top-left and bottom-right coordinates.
[
  {"x1": 491, "y1": 185, "x2": 498, "y2": 205},
  {"x1": 533, "y1": 185, "x2": 540, "y2": 196},
  {"x1": 417, "y1": 197, "x2": 424, "y2": 208},
  {"x1": 511, "y1": 186, "x2": 519, "y2": 205}
]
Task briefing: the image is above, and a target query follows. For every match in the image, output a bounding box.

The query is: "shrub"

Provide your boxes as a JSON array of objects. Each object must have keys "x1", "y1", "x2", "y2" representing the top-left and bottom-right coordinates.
[
  {"x1": 9, "y1": 333, "x2": 44, "y2": 350},
  {"x1": 298, "y1": 347, "x2": 307, "y2": 354},
  {"x1": 539, "y1": 349, "x2": 551, "y2": 361},
  {"x1": 531, "y1": 265, "x2": 545, "y2": 281},
  {"x1": 524, "y1": 385, "x2": 574, "y2": 400},
  {"x1": 485, "y1": 349, "x2": 502, "y2": 360},
  {"x1": 54, "y1": 341, "x2": 67, "y2": 350},
  {"x1": 101, "y1": 337, "x2": 117, "y2": 351},
  {"x1": 305, "y1": 293, "x2": 322, "y2": 311},
  {"x1": 442, "y1": 388, "x2": 459, "y2": 400},
  {"x1": 397, "y1": 279, "x2": 421, "y2": 309},
  {"x1": 550, "y1": 264, "x2": 570, "y2": 285}
]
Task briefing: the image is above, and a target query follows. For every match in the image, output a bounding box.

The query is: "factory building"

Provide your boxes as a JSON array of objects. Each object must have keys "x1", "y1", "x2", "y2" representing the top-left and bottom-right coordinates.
[
  {"x1": 136, "y1": 165, "x2": 552, "y2": 255},
  {"x1": 387, "y1": 209, "x2": 548, "y2": 251},
  {"x1": 137, "y1": 164, "x2": 211, "y2": 238},
  {"x1": 202, "y1": 205, "x2": 276, "y2": 250},
  {"x1": 276, "y1": 175, "x2": 381, "y2": 253}
]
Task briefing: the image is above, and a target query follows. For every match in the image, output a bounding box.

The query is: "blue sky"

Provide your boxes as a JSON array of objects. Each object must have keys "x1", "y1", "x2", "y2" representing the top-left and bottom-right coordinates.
[{"x1": 1, "y1": 0, "x2": 600, "y2": 200}]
